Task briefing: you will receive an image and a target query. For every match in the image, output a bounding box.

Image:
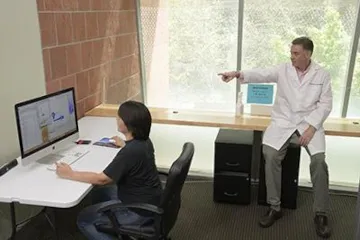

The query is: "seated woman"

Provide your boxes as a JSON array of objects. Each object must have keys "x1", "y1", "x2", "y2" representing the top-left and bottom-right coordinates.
[{"x1": 55, "y1": 101, "x2": 162, "y2": 240}]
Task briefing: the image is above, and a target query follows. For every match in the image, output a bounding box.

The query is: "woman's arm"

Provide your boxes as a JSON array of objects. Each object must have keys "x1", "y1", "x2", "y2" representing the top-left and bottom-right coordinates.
[{"x1": 56, "y1": 162, "x2": 113, "y2": 185}]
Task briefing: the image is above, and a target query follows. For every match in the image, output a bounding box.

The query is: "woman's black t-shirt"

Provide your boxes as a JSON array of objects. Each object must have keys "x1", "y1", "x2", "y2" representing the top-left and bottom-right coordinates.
[{"x1": 103, "y1": 138, "x2": 162, "y2": 216}]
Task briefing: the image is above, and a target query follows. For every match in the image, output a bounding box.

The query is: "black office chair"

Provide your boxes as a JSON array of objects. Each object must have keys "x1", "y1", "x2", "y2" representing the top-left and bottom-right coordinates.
[{"x1": 95, "y1": 142, "x2": 195, "y2": 240}]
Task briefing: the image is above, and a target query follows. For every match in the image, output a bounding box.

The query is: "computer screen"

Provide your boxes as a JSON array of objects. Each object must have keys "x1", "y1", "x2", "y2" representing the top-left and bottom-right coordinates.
[{"x1": 15, "y1": 88, "x2": 78, "y2": 158}]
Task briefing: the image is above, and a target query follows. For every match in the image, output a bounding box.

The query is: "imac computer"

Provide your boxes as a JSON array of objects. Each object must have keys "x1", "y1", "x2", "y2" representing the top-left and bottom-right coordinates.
[{"x1": 15, "y1": 87, "x2": 89, "y2": 168}]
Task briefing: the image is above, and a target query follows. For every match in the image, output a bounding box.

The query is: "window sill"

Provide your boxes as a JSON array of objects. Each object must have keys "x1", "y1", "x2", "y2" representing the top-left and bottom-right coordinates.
[{"x1": 85, "y1": 104, "x2": 360, "y2": 137}]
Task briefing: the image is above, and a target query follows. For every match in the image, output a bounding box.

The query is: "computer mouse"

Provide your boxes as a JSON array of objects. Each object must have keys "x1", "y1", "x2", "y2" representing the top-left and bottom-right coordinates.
[{"x1": 109, "y1": 139, "x2": 116, "y2": 144}]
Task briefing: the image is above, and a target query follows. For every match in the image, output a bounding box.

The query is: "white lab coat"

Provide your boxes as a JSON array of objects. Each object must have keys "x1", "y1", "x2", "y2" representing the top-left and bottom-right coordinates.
[{"x1": 242, "y1": 61, "x2": 333, "y2": 155}]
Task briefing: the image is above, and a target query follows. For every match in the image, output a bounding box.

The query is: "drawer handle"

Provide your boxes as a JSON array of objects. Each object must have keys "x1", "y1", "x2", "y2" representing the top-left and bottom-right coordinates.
[
  {"x1": 224, "y1": 192, "x2": 238, "y2": 197},
  {"x1": 225, "y1": 162, "x2": 240, "y2": 167}
]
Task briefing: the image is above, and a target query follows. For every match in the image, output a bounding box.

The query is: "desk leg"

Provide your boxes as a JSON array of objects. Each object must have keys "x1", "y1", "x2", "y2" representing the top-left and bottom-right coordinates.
[
  {"x1": 53, "y1": 208, "x2": 60, "y2": 240},
  {"x1": 43, "y1": 208, "x2": 56, "y2": 232},
  {"x1": 7, "y1": 204, "x2": 64, "y2": 240},
  {"x1": 9, "y1": 202, "x2": 16, "y2": 240},
  {"x1": 8, "y1": 205, "x2": 60, "y2": 240},
  {"x1": 46, "y1": 208, "x2": 60, "y2": 240}
]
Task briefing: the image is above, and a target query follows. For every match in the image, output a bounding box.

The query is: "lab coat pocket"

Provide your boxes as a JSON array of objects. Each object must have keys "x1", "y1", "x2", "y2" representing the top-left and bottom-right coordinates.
[{"x1": 309, "y1": 79, "x2": 323, "y2": 85}]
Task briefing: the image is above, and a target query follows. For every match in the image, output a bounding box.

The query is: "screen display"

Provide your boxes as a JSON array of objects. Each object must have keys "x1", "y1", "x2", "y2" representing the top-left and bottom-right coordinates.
[{"x1": 16, "y1": 89, "x2": 77, "y2": 156}]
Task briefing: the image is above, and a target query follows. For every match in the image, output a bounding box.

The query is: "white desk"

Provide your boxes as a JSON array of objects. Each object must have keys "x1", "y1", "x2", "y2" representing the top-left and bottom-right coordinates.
[{"x1": 0, "y1": 116, "x2": 119, "y2": 239}]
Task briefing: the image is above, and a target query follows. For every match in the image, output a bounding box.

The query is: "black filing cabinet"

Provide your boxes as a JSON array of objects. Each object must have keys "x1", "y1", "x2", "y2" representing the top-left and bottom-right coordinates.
[
  {"x1": 257, "y1": 142, "x2": 301, "y2": 209},
  {"x1": 213, "y1": 129, "x2": 253, "y2": 204}
]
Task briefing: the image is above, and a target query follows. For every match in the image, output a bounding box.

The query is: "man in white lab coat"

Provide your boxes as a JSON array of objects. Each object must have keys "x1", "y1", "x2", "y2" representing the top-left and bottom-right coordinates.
[{"x1": 219, "y1": 37, "x2": 332, "y2": 238}]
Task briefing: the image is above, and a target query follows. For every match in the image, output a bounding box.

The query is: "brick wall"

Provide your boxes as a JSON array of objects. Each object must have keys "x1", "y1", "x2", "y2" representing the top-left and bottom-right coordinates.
[{"x1": 37, "y1": 0, "x2": 142, "y2": 118}]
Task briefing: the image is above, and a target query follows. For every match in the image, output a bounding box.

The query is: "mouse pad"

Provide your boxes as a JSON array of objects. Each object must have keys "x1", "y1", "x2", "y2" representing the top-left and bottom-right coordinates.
[{"x1": 93, "y1": 137, "x2": 120, "y2": 148}]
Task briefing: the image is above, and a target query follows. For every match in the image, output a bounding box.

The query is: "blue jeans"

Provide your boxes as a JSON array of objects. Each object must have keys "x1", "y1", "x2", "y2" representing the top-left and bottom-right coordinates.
[{"x1": 77, "y1": 185, "x2": 150, "y2": 240}]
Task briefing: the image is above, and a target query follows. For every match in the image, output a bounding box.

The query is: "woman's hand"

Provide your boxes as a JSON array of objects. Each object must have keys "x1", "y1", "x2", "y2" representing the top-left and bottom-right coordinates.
[
  {"x1": 56, "y1": 162, "x2": 74, "y2": 179},
  {"x1": 111, "y1": 136, "x2": 125, "y2": 147}
]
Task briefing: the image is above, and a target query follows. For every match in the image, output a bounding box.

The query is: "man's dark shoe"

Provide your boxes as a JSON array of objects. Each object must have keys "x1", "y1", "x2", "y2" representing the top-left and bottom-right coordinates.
[
  {"x1": 259, "y1": 208, "x2": 282, "y2": 228},
  {"x1": 314, "y1": 215, "x2": 331, "y2": 238}
]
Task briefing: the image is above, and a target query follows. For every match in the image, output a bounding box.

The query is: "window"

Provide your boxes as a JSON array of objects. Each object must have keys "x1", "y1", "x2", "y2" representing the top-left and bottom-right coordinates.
[
  {"x1": 139, "y1": 0, "x2": 239, "y2": 112},
  {"x1": 138, "y1": 0, "x2": 360, "y2": 117},
  {"x1": 242, "y1": 0, "x2": 359, "y2": 117}
]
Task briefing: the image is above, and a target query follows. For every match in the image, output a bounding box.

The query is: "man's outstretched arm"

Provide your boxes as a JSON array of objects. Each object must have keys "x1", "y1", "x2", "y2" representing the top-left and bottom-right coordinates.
[{"x1": 219, "y1": 65, "x2": 280, "y2": 84}]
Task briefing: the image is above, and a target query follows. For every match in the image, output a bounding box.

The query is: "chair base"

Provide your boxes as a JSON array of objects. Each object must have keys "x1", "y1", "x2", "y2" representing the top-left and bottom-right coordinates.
[
  {"x1": 121, "y1": 235, "x2": 171, "y2": 240},
  {"x1": 119, "y1": 235, "x2": 171, "y2": 240},
  {"x1": 95, "y1": 222, "x2": 172, "y2": 240}
]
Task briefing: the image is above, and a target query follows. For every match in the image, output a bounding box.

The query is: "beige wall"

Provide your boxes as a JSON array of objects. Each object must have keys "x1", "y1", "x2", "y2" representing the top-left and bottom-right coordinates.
[
  {"x1": 0, "y1": 1, "x2": 46, "y2": 239},
  {"x1": 0, "y1": 1, "x2": 46, "y2": 166}
]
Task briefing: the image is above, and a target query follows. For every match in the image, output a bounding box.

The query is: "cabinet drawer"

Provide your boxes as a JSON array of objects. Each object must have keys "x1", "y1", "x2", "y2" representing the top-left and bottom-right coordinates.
[
  {"x1": 213, "y1": 173, "x2": 251, "y2": 204},
  {"x1": 215, "y1": 143, "x2": 252, "y2": 172}
]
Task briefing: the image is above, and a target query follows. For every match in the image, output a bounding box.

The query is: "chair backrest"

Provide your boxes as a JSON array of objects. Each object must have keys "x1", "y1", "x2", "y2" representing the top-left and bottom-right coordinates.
[{"x1": 158, "y1": 142, "x2": 194, "y2": 236}]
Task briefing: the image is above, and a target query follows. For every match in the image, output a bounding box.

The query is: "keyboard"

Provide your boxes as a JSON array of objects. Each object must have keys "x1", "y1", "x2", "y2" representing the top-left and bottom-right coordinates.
[{"x1": 37, "y1": 146, "x2": 90, "y2": 171}]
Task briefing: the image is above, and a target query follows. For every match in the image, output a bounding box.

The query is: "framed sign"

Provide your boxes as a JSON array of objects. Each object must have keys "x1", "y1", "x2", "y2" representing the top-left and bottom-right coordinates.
[{"x1": 247, "y1": 84, "x2": 274, "y2": 104}]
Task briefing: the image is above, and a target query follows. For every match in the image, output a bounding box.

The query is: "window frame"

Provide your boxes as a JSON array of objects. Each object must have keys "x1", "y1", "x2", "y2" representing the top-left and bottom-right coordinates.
[{"x1": 341, "y1": 0, "x2": 360, "y2": 117}]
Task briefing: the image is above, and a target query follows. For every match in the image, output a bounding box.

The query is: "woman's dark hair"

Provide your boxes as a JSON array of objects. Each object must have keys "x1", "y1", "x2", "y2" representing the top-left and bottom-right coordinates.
[{"x1": 117, "y1": 101, "x2": 152, "y2": 140}]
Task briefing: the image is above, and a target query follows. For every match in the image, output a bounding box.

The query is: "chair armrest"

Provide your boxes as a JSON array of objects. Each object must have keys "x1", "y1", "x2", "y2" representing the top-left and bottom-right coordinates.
[
  {"x1": 97, "y1": 202, "x2": 164, "y2": 215},
  {"x1": 158, "y1": 170, "x2": 169, "y2": 177}
]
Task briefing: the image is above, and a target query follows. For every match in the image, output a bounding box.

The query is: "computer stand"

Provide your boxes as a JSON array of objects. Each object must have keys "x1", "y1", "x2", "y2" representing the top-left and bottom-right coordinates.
[{"x1": 9, "y1": 202, "x2": 60, "y2": 240}]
